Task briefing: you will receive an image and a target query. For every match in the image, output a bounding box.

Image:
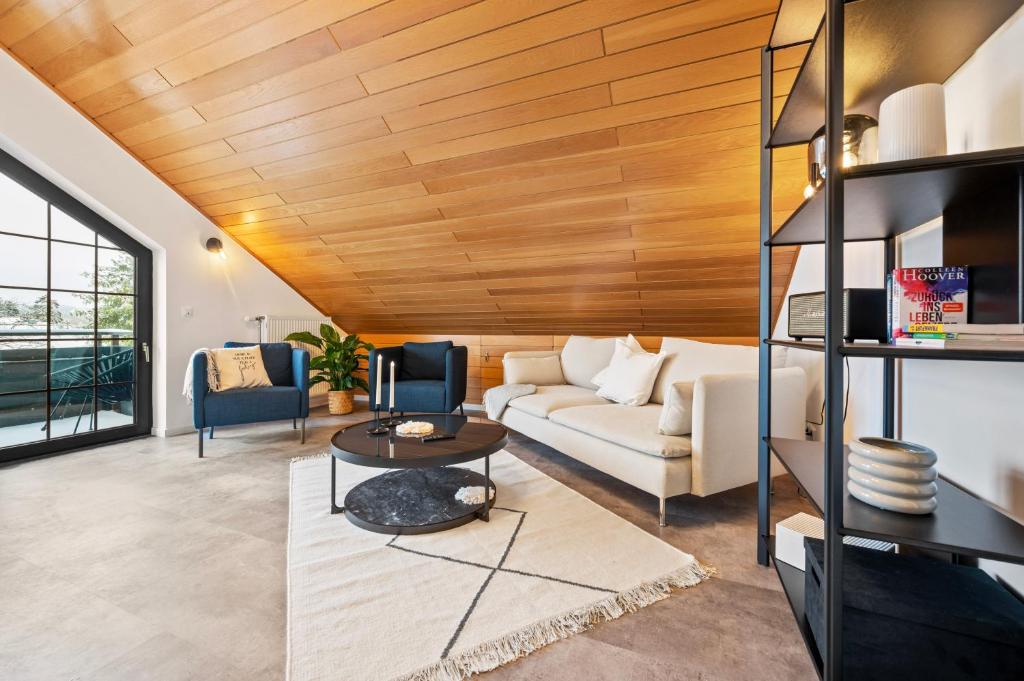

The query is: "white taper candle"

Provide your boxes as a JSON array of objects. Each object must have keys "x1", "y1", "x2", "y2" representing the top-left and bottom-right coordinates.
[
  {"x1": 375, "y1": 357, "x2": 382, "y2": 408},
  {"x1": 389, "y1": 360, "x2": 396, "y2": 409}
]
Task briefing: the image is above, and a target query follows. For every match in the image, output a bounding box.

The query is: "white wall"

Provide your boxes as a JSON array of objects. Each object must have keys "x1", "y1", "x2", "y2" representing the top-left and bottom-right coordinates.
[
  {"x1": 773, "y1": 240, "x2": 886, "y2": 441},
  {"x1": 0, "y1": 51, "x2": 322, "y2": 437},
  {"x1": 776, "y1": 7, "x2": 1024, "y2": 591},
  {"x1": 900, "y1": 7, "x2": 1024, "y2": 591}
]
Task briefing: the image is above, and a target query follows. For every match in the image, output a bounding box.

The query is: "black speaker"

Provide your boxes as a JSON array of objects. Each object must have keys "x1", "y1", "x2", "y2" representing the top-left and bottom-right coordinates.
[{"x1": 788, "y1": 289, "x2": 888, "y2": 342}]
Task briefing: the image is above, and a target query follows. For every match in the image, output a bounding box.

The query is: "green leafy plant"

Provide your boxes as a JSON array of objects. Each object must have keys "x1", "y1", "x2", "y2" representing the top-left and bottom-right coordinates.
[{"x1": 284, "y1": 325, "x2": 375, "y2": 392}]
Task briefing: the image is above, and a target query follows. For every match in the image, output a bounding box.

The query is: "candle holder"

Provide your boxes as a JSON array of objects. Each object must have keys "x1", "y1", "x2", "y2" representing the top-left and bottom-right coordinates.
[
  {"x1": 366, "y1": 406, "x2": 389, "y2": 436},
  {"x1": 378, "y1": 408, "x2": 401, "y2": 428}
]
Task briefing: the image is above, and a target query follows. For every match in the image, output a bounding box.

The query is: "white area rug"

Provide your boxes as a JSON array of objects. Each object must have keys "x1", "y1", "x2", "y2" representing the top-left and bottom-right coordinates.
[{"x1": 287, "y1": 451, "x2": 711, "y2": 681}]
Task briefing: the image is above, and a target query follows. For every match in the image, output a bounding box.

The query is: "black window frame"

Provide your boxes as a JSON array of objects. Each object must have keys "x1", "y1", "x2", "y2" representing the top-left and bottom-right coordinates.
[{"x1": 0, "y1": 147, "x2": 152, "y2": 463}]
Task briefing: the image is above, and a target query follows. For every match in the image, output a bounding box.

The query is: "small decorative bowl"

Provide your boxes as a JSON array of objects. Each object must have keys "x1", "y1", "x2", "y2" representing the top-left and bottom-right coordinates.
[{"x1": 395, "y1": 421, "x2": 434, "y2": 437}]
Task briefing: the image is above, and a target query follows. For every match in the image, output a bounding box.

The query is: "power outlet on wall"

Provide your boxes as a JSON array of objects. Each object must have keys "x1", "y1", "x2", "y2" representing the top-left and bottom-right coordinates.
[{"x1": 181, "y1": 306, "x2": 194, "y2": 319}]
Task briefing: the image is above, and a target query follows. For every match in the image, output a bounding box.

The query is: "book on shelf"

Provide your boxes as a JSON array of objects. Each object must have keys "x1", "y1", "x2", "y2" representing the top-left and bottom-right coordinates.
[
  {"x1": 894, "y1": 337, "x2": 1024, "y2": 350},
  {"x1": 906, "y1": 322, "x2": 1024, "y2": 335},
  {"x1": 891, "y1": 267, "x2": 968, "y2": 339}
]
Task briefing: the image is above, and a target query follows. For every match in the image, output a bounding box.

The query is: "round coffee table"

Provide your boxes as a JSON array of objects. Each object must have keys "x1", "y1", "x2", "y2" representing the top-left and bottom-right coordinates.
[{"x1": 330, "y1": 413, "x2": 508, "y2": 534}]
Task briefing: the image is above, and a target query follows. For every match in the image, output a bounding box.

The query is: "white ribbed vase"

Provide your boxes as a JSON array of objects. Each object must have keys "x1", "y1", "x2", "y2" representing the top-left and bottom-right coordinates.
[
  {"x1": 848, "y1": 437, "x2": 938, "y2": 515},
  {"x1": 878, "y1": 83, "x2": 947, "y2": 162}
]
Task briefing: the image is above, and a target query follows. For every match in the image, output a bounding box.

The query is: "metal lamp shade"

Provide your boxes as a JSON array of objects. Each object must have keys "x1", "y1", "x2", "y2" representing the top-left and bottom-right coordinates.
[{"x1": 807, "y1": 114, "x2": 879, "y2": 188}]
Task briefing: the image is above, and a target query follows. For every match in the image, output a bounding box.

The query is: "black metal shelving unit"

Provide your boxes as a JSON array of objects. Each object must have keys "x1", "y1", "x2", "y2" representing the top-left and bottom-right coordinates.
[{"x1": 757, "y1": 1, "x2": 1024, "y2": 679}]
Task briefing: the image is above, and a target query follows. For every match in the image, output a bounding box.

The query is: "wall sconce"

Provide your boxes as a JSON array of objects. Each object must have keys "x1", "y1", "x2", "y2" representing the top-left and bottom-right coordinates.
[{"x1": 205, "y1": 237, "x2": 227, "y2": 260}]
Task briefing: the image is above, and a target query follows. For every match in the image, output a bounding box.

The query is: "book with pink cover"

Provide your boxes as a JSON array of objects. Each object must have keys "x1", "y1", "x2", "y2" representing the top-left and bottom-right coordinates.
[{"x1": 892, "y1": 267, "x2": 969, "y2": 338}]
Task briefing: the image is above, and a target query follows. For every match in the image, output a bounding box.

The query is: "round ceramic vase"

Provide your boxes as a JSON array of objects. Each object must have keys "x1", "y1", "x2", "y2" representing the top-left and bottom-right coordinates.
[
  {"x1": 878, "y1": 83, "x2": 947, "y2": 162},
  {"x1": 847, "y1": 437, "x2": 938, "y2": 515}
]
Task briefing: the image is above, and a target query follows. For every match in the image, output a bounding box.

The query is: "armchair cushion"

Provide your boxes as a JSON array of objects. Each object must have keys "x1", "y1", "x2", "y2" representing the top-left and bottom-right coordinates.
[
  {"x1": 393, "y1": 379, "x2": 446, "y2": 412},
  {"x1": 401, "y1": 341, "x2": 452, "y2": 380},
  {"x1": 224, "y1": 341, "x2": 293, "y2": 386},
  {"x1": 203, "y1": 385, "x2": 300, "y2": 426}
]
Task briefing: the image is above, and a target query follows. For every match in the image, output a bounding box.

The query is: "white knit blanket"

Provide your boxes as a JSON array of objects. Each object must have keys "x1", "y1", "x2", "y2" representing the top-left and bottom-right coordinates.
[
  {"x1": 181, "y1": 349, "x2": 218, "y2": 403},
  {"x1": 482, "y1": 384, "x2": 536, "y2": 420}
]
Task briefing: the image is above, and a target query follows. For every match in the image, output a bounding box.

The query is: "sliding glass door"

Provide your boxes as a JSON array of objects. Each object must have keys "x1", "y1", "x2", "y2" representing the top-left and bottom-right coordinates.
[{"x1": 0, "y1": 150, "x2": 152, "y2": 463}]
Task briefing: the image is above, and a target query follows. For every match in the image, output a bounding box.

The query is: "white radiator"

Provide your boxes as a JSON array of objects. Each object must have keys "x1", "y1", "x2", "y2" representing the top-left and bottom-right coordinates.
[{"x1": 260, "y1": 316, "x2": 337, "y2": 401}]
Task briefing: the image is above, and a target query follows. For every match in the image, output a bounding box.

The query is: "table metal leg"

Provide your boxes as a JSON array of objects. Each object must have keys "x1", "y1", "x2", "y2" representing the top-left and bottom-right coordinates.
[
  {"x1": 331, "y1": 456, "x2": 344, "y2": 515},
  {"x1": 482, "y1": 454, "x2": 490, "y2": 522}
]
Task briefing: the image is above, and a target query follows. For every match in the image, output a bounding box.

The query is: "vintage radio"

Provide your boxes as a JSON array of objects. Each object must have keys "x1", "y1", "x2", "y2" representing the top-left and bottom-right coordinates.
[{"x1": 788, "y1": 289, "x2": 888, "y2": 342}]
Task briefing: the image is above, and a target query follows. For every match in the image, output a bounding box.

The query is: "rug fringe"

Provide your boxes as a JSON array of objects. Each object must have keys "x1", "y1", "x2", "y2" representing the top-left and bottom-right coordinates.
[
  {"x1": 290, "y1": 451, "x2": 329, "y2": 463},
  {"x1": 394, "y1": 561, "x2": 715, "y2": 681}
]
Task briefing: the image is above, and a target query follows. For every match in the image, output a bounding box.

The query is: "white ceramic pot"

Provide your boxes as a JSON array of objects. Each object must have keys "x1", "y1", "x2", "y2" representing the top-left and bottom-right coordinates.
[{"x1": 878, "y1": 83, "x2": 947, "y2": 162}]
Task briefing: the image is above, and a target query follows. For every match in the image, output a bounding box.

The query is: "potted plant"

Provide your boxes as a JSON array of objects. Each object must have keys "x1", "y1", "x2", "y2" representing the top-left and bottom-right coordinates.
[{"x1": 284, "y1": 325, "x2": 374, "y2": 415}]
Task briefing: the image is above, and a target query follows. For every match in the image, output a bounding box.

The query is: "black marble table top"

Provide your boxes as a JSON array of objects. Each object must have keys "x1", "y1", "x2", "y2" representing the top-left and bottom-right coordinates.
[{"x1": 330, "y1": 413, "x2": 507, "y2": 469}]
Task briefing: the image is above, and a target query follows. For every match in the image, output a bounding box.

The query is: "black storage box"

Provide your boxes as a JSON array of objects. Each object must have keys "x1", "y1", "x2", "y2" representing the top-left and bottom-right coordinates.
[{"x1": 804, "y1": 538, "x2": 1024, "y2": 680}]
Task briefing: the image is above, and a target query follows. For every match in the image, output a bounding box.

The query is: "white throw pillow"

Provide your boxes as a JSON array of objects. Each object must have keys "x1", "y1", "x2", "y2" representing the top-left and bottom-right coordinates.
[
  {"x1": 559, "y1": 336, "x2": 618, "y2": 389},
  {"x1": 591, "y1": 333, "x2": 644, "y2": 387},
  {"x1": 209, "y1": 346, "x2": 272, "y2": 391},
  {"x1": 658, "y1": 380, "x2": 695, "y2": 435},
  {"x1": 503, "y1": 355, "x2": 564, "y2": 386},
  {"x1": 595, "y1": 339, "x2": 668, "y2": 406}
]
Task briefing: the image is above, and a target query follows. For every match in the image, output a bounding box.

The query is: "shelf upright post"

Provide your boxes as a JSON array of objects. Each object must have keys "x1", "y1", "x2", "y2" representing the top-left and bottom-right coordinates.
[
  {"x1": 823, "y1": 1, "x2": 846, "y2": 679},
  {"x1": 1018, "y1": 169, "x2": 1023, "y2": 323},
  {"x1": 757, "y1": 46, "x2": 774, "y2": 567},
  {"x1": 883, "y1": 237, "x2": 896, "y2": 438}
]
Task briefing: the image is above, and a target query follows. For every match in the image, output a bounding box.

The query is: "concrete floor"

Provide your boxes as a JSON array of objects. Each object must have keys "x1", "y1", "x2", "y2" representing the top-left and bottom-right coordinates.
[{"x1": 0, "y1": 405, "x2": 817, "y2": 681}]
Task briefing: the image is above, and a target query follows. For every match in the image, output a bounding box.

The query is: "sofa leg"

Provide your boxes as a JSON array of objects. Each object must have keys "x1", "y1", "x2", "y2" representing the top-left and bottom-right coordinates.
[
  {"x1": 301, "y1": 418, "x2": 306, "y2": 444},
  {"x1": 659, "y1": 497, "x2": 667, "y2": 527},
  {"x1": 209, "y1": 426, "x2": 214, "y2": 439},
  {"x1": 459, "y1": 404, "x2": 464, "y2": 416},
  {"x1": 292, "y1": 418, "x2": 297, "y2": 429},
  {"x1": 198, "y1": 429, "x2": 204, "y2": 458}
]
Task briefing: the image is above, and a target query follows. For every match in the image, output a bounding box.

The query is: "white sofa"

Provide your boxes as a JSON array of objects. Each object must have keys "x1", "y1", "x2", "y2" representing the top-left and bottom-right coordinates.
[{"x1": 499, "y1": 337, "x2": 807, "y2": 526}]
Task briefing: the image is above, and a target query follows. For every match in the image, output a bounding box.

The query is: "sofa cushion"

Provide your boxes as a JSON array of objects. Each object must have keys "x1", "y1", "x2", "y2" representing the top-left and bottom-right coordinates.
[
  {"x1": 401, "y1": 341, "x2": 453, "y2": 380},
  {"x1": 559, "y1": 336, "x2": 617, "y2": 389},
  {"x1": 549, "y1": 404, "x2": 691, "y2": 459},
  {"x1": 204, "y1": 385, "x2": 300, "y2": 424},
  {"x1": 503, "y1": 355, "x2": 564, "y2": 385},
  {"x1": 658, "y1": 380, "x2": 694, "y2": 435},
  {"x1": 650, "y1": 338, "x2": 758, "y2": 405},
  {"x1": 507, "y1": 385, "x2": 609, "y2": 419},
  {"x1": 224, "y1": 341, "x2": 293, "y2": 386}
]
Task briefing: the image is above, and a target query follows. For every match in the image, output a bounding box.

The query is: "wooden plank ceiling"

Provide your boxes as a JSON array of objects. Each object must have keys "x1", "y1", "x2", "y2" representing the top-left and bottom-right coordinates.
[{"x1": 0, "y1": 0, "x2": 808, "y2": 336}]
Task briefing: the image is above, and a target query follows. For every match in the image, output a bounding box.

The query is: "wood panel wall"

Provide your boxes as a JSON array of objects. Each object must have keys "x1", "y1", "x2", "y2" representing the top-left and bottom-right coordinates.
[
  {"x1": 0, "y1": 0, "x2": 806, "y2": 338},
  {"x1": 357, "y1": 333, "x2": 757, "y2": 403}
]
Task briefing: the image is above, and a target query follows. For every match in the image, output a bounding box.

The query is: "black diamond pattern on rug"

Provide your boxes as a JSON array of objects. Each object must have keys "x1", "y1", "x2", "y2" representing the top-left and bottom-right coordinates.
[{"x1": 386, "y1": 507, "x2": 616, "y2": 658}]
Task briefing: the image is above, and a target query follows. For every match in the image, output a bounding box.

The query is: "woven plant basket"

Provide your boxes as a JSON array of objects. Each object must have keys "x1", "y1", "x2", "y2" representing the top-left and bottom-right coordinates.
[{"x1": 328, "y1": 390, "x2": 354, "y2": 415}]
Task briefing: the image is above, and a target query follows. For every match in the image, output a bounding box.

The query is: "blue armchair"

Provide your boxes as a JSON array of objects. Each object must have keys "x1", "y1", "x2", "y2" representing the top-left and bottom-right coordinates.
[
  {"x1": 368, "y1": 341, "x2": 467, "y2": 415},
  {"x1": 192, "y1": 342, "x2": 310, "y2": 457}
]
